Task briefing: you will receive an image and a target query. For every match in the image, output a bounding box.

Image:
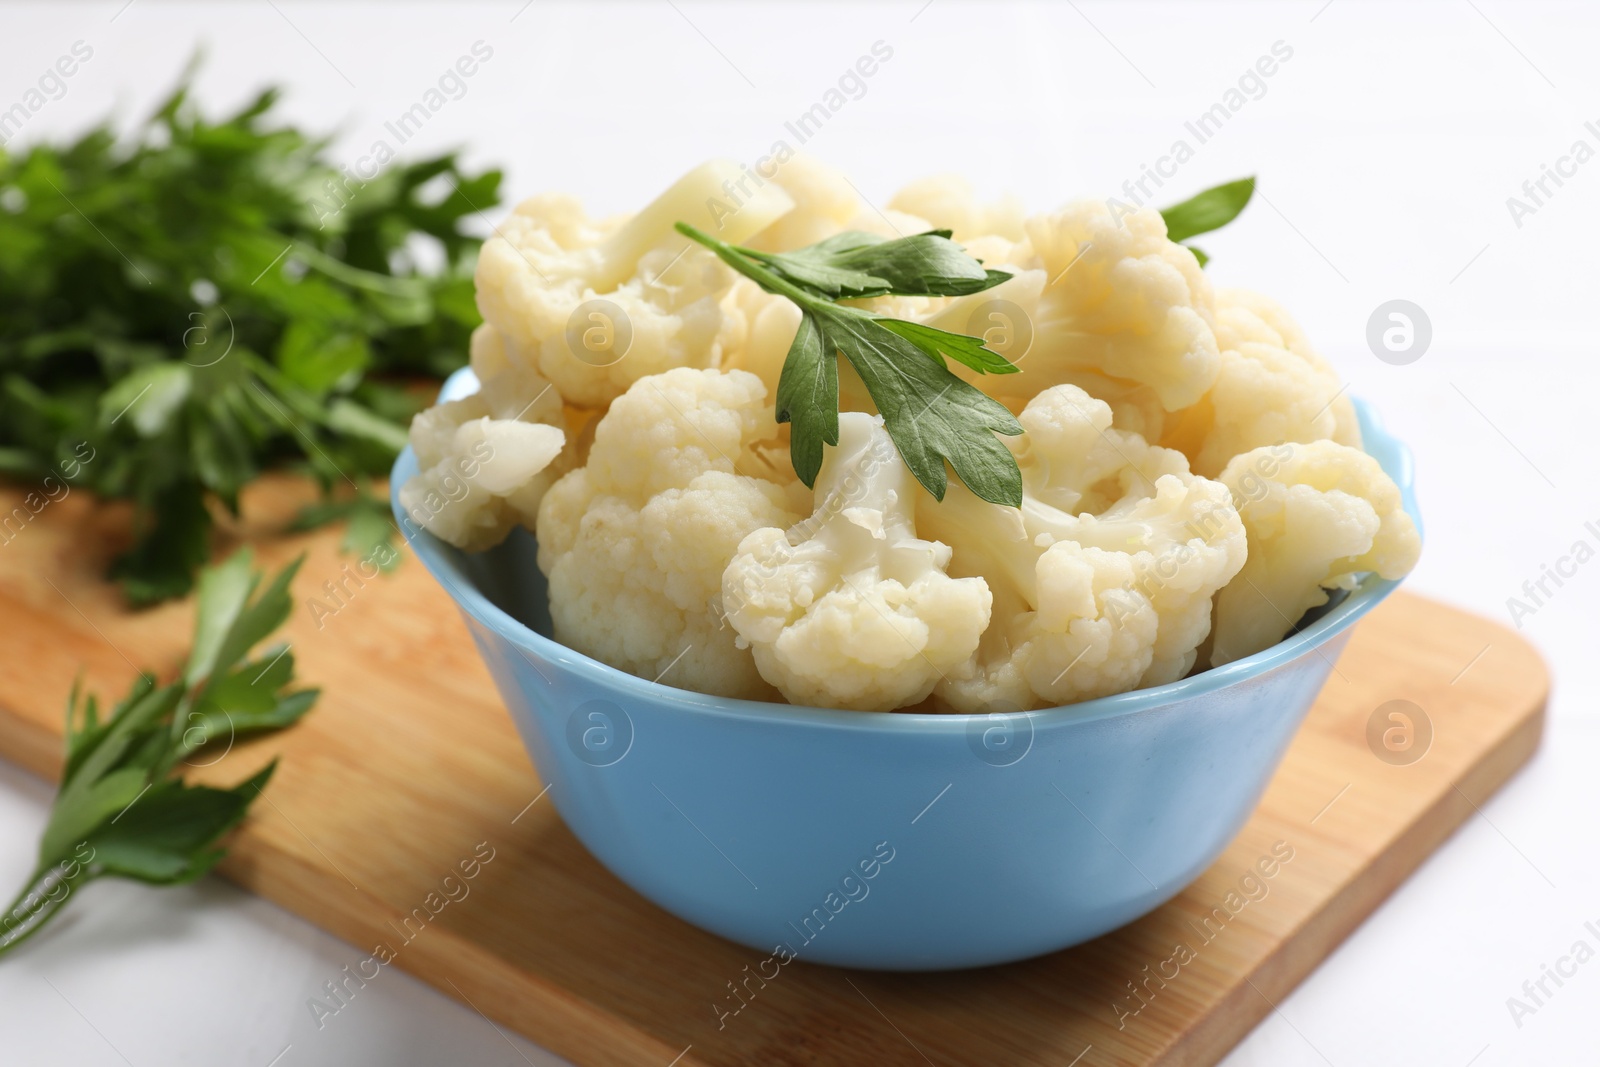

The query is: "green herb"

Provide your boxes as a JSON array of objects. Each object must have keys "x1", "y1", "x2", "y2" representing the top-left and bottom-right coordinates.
[
  {"x1": 740, "y1": 230, "x2": 1012, "y2": 300},
  {"x1": 286, "y1": 490, "x2": 402, "y2": 573},
  {"x1": 0, "y1": 63, "x2": 501, "y2": 604},
  {"x1": 1160, "y1": 176, "x2": 1256, "y2": 266},
  {"x1": 677, "y1": 223, "x2": 1023, "y2": 506},
  {"x1": 0, "y1": 549, "x2": 317, "y2": 959}
]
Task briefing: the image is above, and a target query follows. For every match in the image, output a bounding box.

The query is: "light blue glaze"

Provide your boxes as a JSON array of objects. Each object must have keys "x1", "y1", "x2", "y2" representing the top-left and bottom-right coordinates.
[{"x1": 393, "y1": 370, "x2": 1420, "y2": 970}]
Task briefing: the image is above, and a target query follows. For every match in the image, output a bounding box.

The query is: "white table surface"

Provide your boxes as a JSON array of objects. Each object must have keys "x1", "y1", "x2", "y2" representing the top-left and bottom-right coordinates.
[{"x1": 3, "y1": 2, "x2": 1597, "y2": 1063}]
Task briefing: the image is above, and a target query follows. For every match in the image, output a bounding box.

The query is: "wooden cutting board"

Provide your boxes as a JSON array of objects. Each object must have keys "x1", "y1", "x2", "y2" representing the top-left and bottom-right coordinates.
[{"x1": 0, "y1": 476, "x2": 1547, "y2": 1067}]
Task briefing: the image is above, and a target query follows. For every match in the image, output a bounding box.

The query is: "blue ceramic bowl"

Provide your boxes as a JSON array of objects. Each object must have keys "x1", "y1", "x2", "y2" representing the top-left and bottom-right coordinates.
[{"x1": 393, "y1": 369, "x2": 1420, "y2": 971}]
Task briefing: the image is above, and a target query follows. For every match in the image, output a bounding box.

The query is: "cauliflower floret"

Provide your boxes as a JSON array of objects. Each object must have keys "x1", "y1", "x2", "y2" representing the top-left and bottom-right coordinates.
[
  {"x1": 847, "y1": 206, "x2": 936, "y2": 242},
  {"x1": 1002, "y1": 378, "x2": 1190, "y2": 517},
  {"x1": 925, "y1": 200, "x2": 1219, "y2": 416},
  {"x1": 476, "y1": 161, "x2": 795, "y2": 408},
  {"x1": 536, "y1": 367, "x2": 805, "y2": 699},
  {"x1": 400, "y1": 325, "x2": 569, "y2": 550},
  {"x1": 1210, "y1": 440, "x2": 1420, "y2": 666},
  {"x1": 1217, "y1": 288, "x2": 1362, "y2": 450},
  {"x1": 745, "y1": 155, "x2": 862, "y2": 253},
  {"x1": 718, "y1": 277, "x2": 803, "y2": 399},
  {"x1": 1159, "y1": 289, "x2": 1362, "y2": 476},
  {"x1": 917, "y1": 385, "x2": 1246, "y2": 710},
  {"x1": 466, "y1": 321, "x2": 565, "y2": 425},
  {"x1": 1023, "y1": 368, "x2": 1169, "y2": 448},
  {"x1": 721, "y1": 412, "x2": 991, "y2": 711},
  {"x1": 888, "y1": 174, "x2": 1026, "y2": 244}
]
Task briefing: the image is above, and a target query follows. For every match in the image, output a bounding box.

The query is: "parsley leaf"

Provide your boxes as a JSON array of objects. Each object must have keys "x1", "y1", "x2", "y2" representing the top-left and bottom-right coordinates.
[
  {"x1": 745, "y1": 229, "x2": 1012, "y2": 299},
  {"x1": 811, "y1": 304, "x2": 1024, "y2": 504},
  {"x1": 288, "y1": 491, "x2": 401, "y2": 572},
  {"x1": 873, "y1": 318, "x2": 1023, "y2": 377},
  {"x1": 0, "y1": 549, "x2": 318, "y2": 958},
  {"x1": 1159, "y1": 177, "x2": 1255, "y2": 265},
  {"x1": 678, "y1": 223, "x2": 1023, "y2": 505},
  {"x1": 773, "y1": 311, "x2": 838, "y2": 488}
]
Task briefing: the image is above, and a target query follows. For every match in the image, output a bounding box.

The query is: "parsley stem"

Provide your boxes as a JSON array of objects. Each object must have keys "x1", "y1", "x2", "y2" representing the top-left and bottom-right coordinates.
[
  {"x1": 675, "y1": 223, "x2": 829, "y2": 311},
  {"x1": 0, "y1": 864, "x2": 95, "y2": 959}
]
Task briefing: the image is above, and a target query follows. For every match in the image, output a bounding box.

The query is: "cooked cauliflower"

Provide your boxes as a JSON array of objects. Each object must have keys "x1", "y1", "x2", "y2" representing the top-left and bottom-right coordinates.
[
  {"x1": 1217, "y1": 289, "x2": 1362, "y2": 449},
  {"x1": 1159, "y1": 289, "x2": 1362, "y2": 476},
  {"x1": 927, "y1": 200, "x2": 1219, "y2": 416},
  {"x1": 744, "y1": 155, "x2": 862, "y2": 253},
  {"x1": 476, "y1": 161, "x2": 795, "y2": 409},
  {"x1": 399, "y1": 325, "x2": 568, "y2": 550},
  {"x1": 917, "y1": 385, "x2": 1246, "y2": 710},
  {"x1": 718, "y1": 277, "x2": 803, "y2": 399},
  {"x1": 888, "y1": 174, "x2": 1026, "y2": 244},
  {"x1": 721, "y1": 412, "x2": 991, "y2": 711},
  {"x1": 535, "y1": 367, "x2": 805, "y2": 699},
  {"x1": 420, "y1": 161, "x2": 1422, "y2": 712},
  {"x1": 1210, "y1": 440, "x2": 1421, "y2": 666}
]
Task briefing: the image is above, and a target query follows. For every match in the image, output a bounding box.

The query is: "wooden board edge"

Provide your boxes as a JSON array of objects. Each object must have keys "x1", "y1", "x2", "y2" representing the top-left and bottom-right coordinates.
[
  {"x1": 383, "y1": 927, "x2": 689, "y2": 1067},
  {"x1": 220, "y1": 844, "x2": 688, "y2": 1067},
  {"x1": 0, "y1": 693, "x2": 688, "y2": 1066},
  {"x1": 1167, "y1": 689, "x2": 1549, "y2": 1067}
]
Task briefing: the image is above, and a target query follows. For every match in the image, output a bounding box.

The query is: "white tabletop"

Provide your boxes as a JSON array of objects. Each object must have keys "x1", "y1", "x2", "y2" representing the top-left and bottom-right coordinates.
[{"x1": 3, "y1": 2, "x2": 1595, "y2": 1064}]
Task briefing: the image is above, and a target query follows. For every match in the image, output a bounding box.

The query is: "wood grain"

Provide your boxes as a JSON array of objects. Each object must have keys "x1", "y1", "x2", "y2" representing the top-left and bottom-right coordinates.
[{"x1": 0, "y1": 476, "x2": 1547, "y2": 1066}]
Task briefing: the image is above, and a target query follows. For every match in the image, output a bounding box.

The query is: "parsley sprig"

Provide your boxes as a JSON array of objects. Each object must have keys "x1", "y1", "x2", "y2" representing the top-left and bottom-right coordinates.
[
  {"x1": 0, "y1": 549, "x2": 318, "y2": 958},
  {"x1": 678, "y1": 223, "x2": 1024, "y2": 506}
]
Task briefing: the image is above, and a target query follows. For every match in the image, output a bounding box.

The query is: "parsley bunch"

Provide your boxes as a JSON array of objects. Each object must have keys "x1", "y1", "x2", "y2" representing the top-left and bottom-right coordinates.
[
  {"x1": 0, "y1": 68, "x2": 500, "y2": 604},
  {"x1": 0, "y1": 550, "x2": 317, "y2": 958}
]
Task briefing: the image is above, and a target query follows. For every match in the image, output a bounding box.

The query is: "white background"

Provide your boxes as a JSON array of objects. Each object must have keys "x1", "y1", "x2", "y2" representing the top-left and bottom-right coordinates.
[{"x1": 3, "y1": 1, "x2": 1597, "y2": 1064}]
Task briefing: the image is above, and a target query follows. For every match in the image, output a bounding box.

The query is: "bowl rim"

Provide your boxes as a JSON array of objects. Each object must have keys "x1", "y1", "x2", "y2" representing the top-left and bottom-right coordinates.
[{"x1": 392, "y1": 369, "x2": 1421, "y2": 734}]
